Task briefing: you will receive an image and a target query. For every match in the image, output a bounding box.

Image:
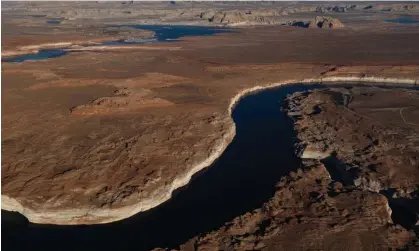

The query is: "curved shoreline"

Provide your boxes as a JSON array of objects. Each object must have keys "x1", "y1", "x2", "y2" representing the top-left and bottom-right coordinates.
[
  {"x1": 2, "y1": 75, "x2": 418, "y2": 225},
  {"x1": 1, "y1": 41, "x2": 110, "y2": 59},
  {"x1": 2, "y1": 44, "x2": 180, "y2": 63}
]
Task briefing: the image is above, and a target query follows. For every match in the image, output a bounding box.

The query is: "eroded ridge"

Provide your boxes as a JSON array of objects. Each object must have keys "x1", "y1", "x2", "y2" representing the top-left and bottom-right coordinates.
[
  {"x1": 177, "y1": 82, "x2": 419, "y2": 251},
  {"x1": 178, "y1": 161, "x2": 411, "y2": 250},
  {"x1": 284, "y1": 85, "x2": 419, "y2": 246}
]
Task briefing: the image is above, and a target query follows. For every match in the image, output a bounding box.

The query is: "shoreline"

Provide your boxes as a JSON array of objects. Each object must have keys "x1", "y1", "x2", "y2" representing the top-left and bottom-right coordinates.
[
  {"x1": 2, "y1": 75, "x2": 418, "y2": 225},
  {"x1": 1, "y1": 33, "x2": 161, "y2": 60},
  {"x1": 1, "y1": 40, "x2": 113, "y2": 59}
]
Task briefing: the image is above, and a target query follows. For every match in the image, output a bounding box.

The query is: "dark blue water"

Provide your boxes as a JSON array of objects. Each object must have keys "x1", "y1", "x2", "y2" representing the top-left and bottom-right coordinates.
[
  {"x1": 46, "y1": 20, "x2": 61, "y2": 24},
  {"x1": 2, "y1": 25, "x2": 229, "y2": 63},
  {"x1": 1, "y1": 84, "x2": 305, "y2": 251},
  {"x1": 385, "y1": 16, "x2": 419, "y2": 24},
  {"x1": 127, "y1": 24, "x2": 231, "y2": 41},
  {"x1": 2, "y1": 49, "x2": 68, "y2": 63},
  {"x1": 3, "y1": 83, "x2": 417, "y2": 251}
]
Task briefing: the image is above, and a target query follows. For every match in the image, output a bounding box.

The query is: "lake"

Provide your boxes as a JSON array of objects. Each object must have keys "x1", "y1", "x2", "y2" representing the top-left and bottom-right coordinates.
[
  {"x1": 385, "y1": 16, "x2": 419, "y2": 24},
  {"x1": 2, "y1": 25, "x2": 230, "y2": 63},
  {"x1": 3, "y1": 82, "x2": 418, "y2": 251}
]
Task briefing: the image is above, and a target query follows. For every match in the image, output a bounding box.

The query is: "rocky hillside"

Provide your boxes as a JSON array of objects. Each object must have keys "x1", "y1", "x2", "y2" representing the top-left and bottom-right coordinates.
[
  {"x1": 2, "y1": 2, "x2": 419, "y2": 27},
  {"x1": 165, "y1": 86, "x2": 419, "y2": 251},
  {"x1": 285, "y1": 87, "x2": 419, "y2": 245},
  {"x1": 285, "y1": 16, "x2": 345, "y2": 29},
  {"x1": 309, "y1": 16, "x2": 345, "y2": 28},
  {"x1": 173, "y1": 161, "x2": 413, "y2": 250}
]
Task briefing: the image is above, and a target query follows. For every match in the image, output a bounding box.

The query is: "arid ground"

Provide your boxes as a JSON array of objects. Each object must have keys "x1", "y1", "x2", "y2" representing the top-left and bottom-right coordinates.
[{"x1": 2, "y1": 2, "x2": 419, "y2": 250}]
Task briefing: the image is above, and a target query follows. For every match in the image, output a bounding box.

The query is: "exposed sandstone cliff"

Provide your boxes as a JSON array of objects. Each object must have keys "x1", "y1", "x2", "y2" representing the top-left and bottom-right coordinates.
[{"x1": 309, "y1": 16, "x2": 345, "y2": 29}]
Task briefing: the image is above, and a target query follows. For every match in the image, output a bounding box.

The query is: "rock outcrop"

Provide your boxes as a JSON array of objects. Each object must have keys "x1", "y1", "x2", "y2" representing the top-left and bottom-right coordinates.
[
  {"x1": 284, "y1": 16, "x2": 344, "y2": 29},
  {"x1": 284, "y1": 86, "x2": 419, "y2": 245},
  {"x1": 102, "y1": 26, "x2": 155, "y2": 42},
  {"x1": 173, "y1": 84, "x2": 419, "y2": 251},
  {"x1": 197, "y1": 10, "x2": 281, "y2": 26},
  {"x1": 285, "y1": 87, "x2": 419, "y2": 199},
  {"x1": 177, "y1": 161, "x2": 413, "y2": 251},
  {"x1": 309, "y1": 16, "x2": 345, "y2": 29}
]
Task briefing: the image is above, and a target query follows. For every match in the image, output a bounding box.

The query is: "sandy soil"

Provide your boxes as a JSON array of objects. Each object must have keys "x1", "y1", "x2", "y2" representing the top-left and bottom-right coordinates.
[{"x1": 2, "y1": 1, "x2": 419, "y2": 237}]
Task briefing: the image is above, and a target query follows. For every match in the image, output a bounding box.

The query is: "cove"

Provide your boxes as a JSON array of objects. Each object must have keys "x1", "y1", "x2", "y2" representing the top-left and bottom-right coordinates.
[
  {"x1": 125, "y1": 24, "x2": 231, "y2": 41},
  {"x1": 2, "y1": 25, "x2": 230, "y2": 63},
  {"x1": 2, "y1": 82, "x2": 418, "y2": 251},
  {"x1": 385, "y1": 16, "x2": 419, "y2": 24},
  {"x1": 2, "y1": 49, "x2": 68, "y2": 63},
  {"x1": 46, "y1": 20, "x2": 62, "y2": 24}
]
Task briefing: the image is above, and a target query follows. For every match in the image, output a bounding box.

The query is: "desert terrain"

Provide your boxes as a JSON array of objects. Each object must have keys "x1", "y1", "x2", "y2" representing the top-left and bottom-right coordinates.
[
  {"x1": 178, "y1": 85, "x2": 419, "y2": 251},
  {"x1": 2, "y1": 1, "x2": 419, "y2": 250}
]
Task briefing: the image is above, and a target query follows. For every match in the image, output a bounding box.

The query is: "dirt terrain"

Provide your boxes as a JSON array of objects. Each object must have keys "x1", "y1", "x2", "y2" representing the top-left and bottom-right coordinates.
[
  {"x1": 2, "y1": 1, "x2": 419, "y2": 59},
  {"x1": 288, "y1": 86, "x2": 419, "y2": 194},
  {"x1": 177, "y1": 162, "x2": 414, "y2": 250},
  {"x1": 168, "y1": 86, "x2": 419, "y2": 251},
  {"x1": 1, "y1": 26, "x2": 155, "y2": 58},
  {"x1": 2, "y1": 1, "x2": 419, "y2": 28},
  {"x1": 2, "y1": 4, "x2": 419, "y2": 249}
]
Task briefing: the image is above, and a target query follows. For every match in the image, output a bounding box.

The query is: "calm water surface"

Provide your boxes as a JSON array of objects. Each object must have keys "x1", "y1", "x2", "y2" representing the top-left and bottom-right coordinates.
[
  {"x1": 3, "y1": 83, "x2": 418, "y2": 251},
  {"x1": 385, "y1": 16, "x2": 419, "y2": 24},
  {"x1": 2, "y1": 25, "x2": 230, "y2": 63},
  {"x1": 2, "y1": 84, "x2": 306, "y2": 251},
  {"x1": 46, "y1": 20, "x2": 61, "y2": 24},
  {"x1": 3, "y1": 49, "x2": 68, "y2": 63}
]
